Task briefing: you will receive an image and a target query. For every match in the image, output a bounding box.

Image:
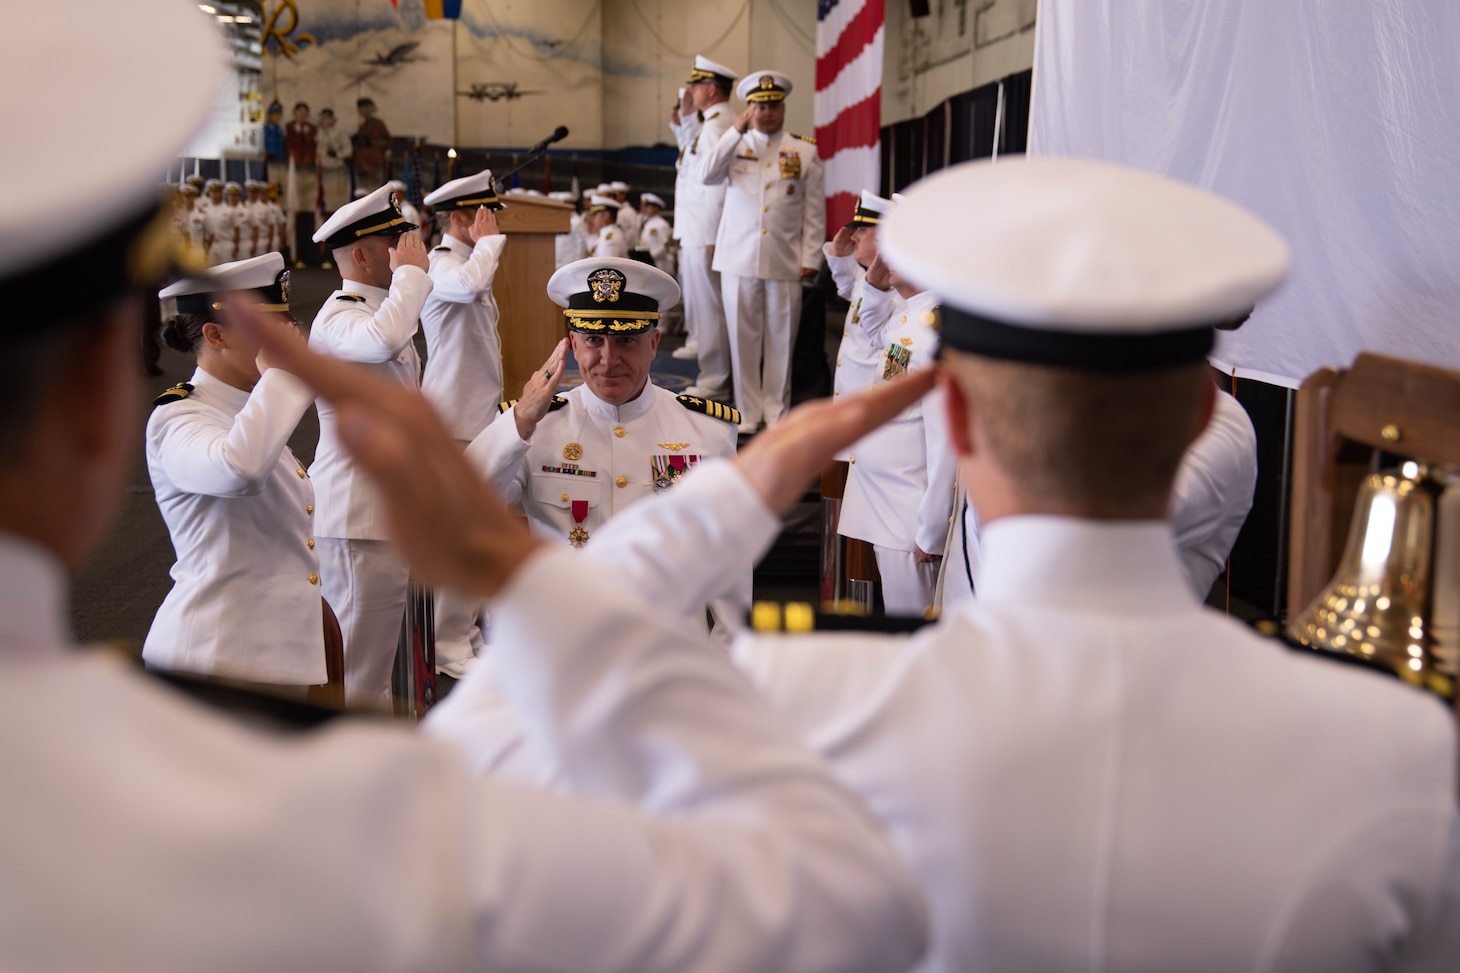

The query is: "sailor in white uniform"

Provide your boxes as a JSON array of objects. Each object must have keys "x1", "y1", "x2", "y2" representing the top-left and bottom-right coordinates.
[
  {"x1": 0, "y1": 8, "x2": 928, "y2": 967},
  {"x1": 701, "y1": 70, "x2": 825, "y2": 432},
  {"x1": 465, "y1": 257, "x2": 746, "y2": 637},
  {"x1": 825, "y1": 190, "x2": 892, "y2": 449},
  {"x1": 418, "y1": 169, "x2": 509, "y2": 674},
  {"x1": 583, "y1": 193, "x2": 629, "y2": 258},
  {"x1": 610, "y1": 179, "x2": 638, "y2": 237},
  {"x1": 835, "y1": 261, "x2": 955, "y2": 616},
  {"x1": 200, "y1": 180, "x2": 239, "y2": 265},
  {"x1": 674, "y1": 55, "x2": 740, "y2": 395},
  {"x1": 432, "y1": 157, "x2": 1460, "y2": 972},
  {"x1": 636, "y1": 192, "x2": 673, "y2": 274},
  {"x1": 145, "y1": 253, "x2": 324, "y2": 687},
  {"x1": 388, "y1": 179, "x2": 425, "y2": 241},
  {"x1": 308, "y1": 184, "x2": 434, "y2": 707}
]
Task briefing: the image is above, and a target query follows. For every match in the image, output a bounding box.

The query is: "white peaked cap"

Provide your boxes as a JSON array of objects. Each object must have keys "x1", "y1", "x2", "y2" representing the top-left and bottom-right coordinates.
[
  {"x1": 880, "y1": 157, "x2": 1291, "y2": 368},
  {"x1": 688, "y1": 55, "x2": 738, "y2": 83},
  {"x1": 738, "y1": 70, "x2": 793, "y2": 103},
  {"x1": 314, "y1": 182, "x2": 416, "y2": 247},
  {"x1": 640, "y1": 193, "x2": 666, "y2": 208},
  {"x1": 423, "y1": 169, "x2": 504, "y2": 210},
  {"x1": 0, "y1": 0, "x2": 223, "y2": 284}
]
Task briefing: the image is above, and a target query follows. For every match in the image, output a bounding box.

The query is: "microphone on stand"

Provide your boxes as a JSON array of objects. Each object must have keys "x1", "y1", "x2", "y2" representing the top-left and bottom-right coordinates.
[{"x1": 528, "y1": 126, "x2": 570, "y2": 156}]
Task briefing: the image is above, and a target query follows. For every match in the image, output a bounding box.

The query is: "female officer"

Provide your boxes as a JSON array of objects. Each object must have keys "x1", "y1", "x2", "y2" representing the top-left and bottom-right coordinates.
[{"x1": 144, "y1": 252, "x2": 327, "y2": 688}]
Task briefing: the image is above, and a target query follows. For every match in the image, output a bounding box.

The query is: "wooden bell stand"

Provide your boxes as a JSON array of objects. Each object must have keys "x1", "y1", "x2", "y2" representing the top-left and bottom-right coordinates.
[{"x1": 1286, "y1": 351, "x2": 1460, "y2": 717}]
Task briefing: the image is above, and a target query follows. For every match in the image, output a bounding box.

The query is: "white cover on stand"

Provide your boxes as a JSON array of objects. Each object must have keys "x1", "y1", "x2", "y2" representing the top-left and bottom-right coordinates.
[{"x1": 1029, "y1": 0, "x2": 1460, "y2": 387}]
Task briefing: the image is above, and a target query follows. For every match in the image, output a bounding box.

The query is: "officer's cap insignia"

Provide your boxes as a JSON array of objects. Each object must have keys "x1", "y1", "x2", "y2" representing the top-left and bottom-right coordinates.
[
  {"x1": 335, "y1": 293, "x2": 366, "y2": 302},
  {"x1": 278, "y1": 269, "x2": 290, "y2": 305},
  {"x1": 588, "y1": 267, "x2": 625, "y2": 304},
  {"x1": 759, "y1": 75, "x2": 775, "y2": 90},
  {"x1": 676, "y1": 393, "x2": 741, "y2": 425},
  {"x1": 152, "y1": 382, "x2": 194, "y2": 408}
]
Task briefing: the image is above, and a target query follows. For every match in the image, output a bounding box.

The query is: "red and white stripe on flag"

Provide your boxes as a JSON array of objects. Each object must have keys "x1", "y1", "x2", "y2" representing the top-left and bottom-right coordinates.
[{"x1": 816, "y1": 0, "x2": 884, "y2": 237}]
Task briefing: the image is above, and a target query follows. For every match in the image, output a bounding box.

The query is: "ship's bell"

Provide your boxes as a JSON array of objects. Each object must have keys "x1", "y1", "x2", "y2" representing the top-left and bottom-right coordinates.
[{"x1": 1289, "y1": 464, "x2": 1453, "y2": 699}]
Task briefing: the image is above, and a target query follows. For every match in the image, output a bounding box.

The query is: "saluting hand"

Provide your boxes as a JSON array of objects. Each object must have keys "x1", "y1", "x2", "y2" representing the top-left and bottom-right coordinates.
[
  {"x1": 469, "y1": 205, "x2": 500, "y2": 243},
  {"x1": 736, "y1": 369, "x2": 938, "y2": 515},
  {"x1": 514, "y1": 338, "x2": 569, "y2": 442},
  {"x1": 389, "y1": 231, "x2": 429, "y2": 273},
  {"x1": 253, "y1": 315, "x2": 306, "y2": 375},
  {"x1": 865, "y1": 251, "x2": 893, "y2": 292},
  {"x1": 226, "y1": 298, "x2": 543, "y2": 599},
  {"x1": 735, "y1": 106, "x2": 753, "y2": 134},
  {"x1": 828, "y1": 225, "x2": 855, "y2": 258}
]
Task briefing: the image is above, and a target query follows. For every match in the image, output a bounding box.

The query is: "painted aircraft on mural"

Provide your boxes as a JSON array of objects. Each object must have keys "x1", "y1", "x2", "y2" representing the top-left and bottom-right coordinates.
[
  {"x1": 458, "y1": 82, "x2": 545, "y2": 102},
  {"x1": 343, "y1": 41, "x2": 423, "y2": 89}
]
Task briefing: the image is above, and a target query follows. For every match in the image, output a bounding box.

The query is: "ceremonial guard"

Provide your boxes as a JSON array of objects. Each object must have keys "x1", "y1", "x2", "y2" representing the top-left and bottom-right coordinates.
[
  {"x1": 701, "y1": 69, "x2": 825, "y2": 433},
  {"x1": 466, "y1": 257, "x2": 746, "y2": 635},
  {"x1": 244, "y1": 180, "x2": 272, "y2": 257},
  {"x1": 201, "y1": 179, "x2": 240, "y2": 265},
  {"x1": 308, "y1": 184, "x2": 433, "y2": 707},
  {"x1": 172, "y1": 181, "x2": 205, "y2": 255},
  {"x1": 145, "y1": 253, "x2": 326, "y2": 687},
  {"x1": 419, "y1": 169, "x2": 509, "y2": 674},
  {"x1": 835, "y1": 259, "x2": 955, "y2": 616},
  {"x1": 636, "y1": 192, "x2": 673, "y2": 273},
  {"x1": 583, "y1": 193, "x2": 629, "y2": 258},
  {"x1": 674, "y1": 55, "x2": 738, "y2": 395}
]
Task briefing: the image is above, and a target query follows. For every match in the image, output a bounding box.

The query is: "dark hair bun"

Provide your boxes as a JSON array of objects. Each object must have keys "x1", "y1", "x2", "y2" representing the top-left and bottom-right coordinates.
[{"x1": 162, "y1": 314, "x2": 206, "y2": 354}]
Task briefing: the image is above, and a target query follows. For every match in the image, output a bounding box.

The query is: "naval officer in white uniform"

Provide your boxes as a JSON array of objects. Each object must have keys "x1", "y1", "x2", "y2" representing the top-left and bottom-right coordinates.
[
  {"x1": 583, "y1": 194, "x2": 629, "y2": 258},
  {"x1": 434, "y1": 157, "x2": 1460, "y2": 972},
  {"x1": 145, "y1": 253, "x2": 325, "y2": 688},
  {"x1": 701, "y1": 70, "x2": 825, "y2": 433},
  {"x1": 636, "y1": 192, "x2": 673, "y2": 273},
  {"x1": 673, "y1": 55, "x2": 739, "y2": 395},
  {"x1": 418, "y1": 169, "x2": 508, "y2": 675},
  {"x1": 308, "y1": 183, "x2": 434, "y2": 707},
  {"x1": 825, "y1": 190, "x2": 893, "y2": 451},
  {"x1": 0, "y1": 7, "x2": 928, "y2": 966},
  {"x1": 466, "y1": 257, "x2": 746, "y2": 636}
]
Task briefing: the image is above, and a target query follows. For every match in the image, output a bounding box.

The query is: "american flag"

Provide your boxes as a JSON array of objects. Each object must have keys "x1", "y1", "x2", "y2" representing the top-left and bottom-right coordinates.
[{"x1": 816, "y1": 0, "x2": 885, "y2": 235}]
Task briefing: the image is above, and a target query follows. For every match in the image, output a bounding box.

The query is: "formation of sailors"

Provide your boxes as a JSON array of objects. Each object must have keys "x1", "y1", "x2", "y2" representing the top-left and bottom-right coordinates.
[{"x1": 6, "y1": 3, "x2": 1454, "y2": 968}]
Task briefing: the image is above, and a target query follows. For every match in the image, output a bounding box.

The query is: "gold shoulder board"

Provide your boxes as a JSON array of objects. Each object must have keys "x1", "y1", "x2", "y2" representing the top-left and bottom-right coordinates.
[
  {"x1": 432, "y1": 246, "x2": 451, "y2": 252},
  {"x1": 152, "y1": 382, "x2": 194, "y2": 408},
  {"x1": 791, "y1": 132, "x2": 816, "y2": 144},
  {"x1": 676, "y1": 394, "x2": 741, "y2": 425},
  {"x1": 497, "y1": 399, "x2": 519, "y2": 414},
  {"x1": 335, "y1": 293, "x2": 366, "y2": 302},
  {"x1": 548, "y1": 396, "x2": 570, "y2": 412}
]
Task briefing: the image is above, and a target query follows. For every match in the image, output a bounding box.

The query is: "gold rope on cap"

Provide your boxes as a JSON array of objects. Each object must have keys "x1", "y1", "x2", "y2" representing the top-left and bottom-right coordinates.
[
  {"x1": 353, "y1": 215, "x2": 407, "y2": 237},
  {"x1": 449, "y1": 194, "x2": 501, "y2": 208}
]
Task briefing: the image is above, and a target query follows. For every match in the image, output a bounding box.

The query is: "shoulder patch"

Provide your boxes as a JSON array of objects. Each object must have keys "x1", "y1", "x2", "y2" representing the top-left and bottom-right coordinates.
[
  {"x1": 152, "y1": 382, "x2": 194, "y2": 408},
  {"x1": 548, "y1": 395, "x2": 569, "y2": 412},
  {"x1": 705, "y1": 109, "x2": 722, "y2": 121},
  {"x1": 497, "y1": 399, "x2": 518, "y2": 414},
  {"x1": 334, "y1": 293, "x2": 366, "y2": 302},
  {"x1": 791, "y1": 132, "x2": 816, "y2": 145},
  {"x1": 676, "y1": 393, "x2": 741, "y2": 425}
]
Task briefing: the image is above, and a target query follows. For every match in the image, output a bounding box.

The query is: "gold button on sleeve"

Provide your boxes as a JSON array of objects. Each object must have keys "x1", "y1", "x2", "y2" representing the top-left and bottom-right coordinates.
[{"x1": 615, "y1": 476, "x2": 628, "y2": 488}]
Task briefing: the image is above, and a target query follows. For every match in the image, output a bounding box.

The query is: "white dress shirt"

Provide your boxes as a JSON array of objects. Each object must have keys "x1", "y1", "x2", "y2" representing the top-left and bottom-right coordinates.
[
  {"x1": 1170, "y1": 387, "x2": 1259, "y2": 596},
  {"x1": 675, "y1": 105, "x2": 734, "y2": 247},
  {"x1": 307, "y1": 267, "x2": 432, "y2": 540},
  {"x1": 0, "y1": 533, "x2": 927, "y2": 972},
  {"x1": 143, "y1": 366, "x2": 324, "y2": 685},
  {"x1": 703, "y1": 125, "x2": 826, "y2": 279},
  {"x1": 421, "y1": 232, "x2": 507, "y2": 441}
]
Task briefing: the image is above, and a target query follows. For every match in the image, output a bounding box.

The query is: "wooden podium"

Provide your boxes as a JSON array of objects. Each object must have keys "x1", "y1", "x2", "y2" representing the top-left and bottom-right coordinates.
[{"x1": 494, "y1": 197, "x2": 573, "y2": 397}]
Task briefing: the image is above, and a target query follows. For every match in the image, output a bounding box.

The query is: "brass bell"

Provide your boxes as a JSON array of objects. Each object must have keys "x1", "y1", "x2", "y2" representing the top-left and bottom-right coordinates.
[{"x1": 1289, "y1": 463, "x2": 1454, "y2": 699}]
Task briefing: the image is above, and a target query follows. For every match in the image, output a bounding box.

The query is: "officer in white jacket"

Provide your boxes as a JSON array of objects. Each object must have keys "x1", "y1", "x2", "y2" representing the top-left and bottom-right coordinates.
[
  {"x1": 637, "y1": 192, "x2": 673, "y2": 273},
  {"x1": 836, "y1": 264, "x2": 955, "y2": 616},
  {"x1": 308, "y1": 184, "x2": 434, "y2": 707},
  {"x1": 145, "y1": 253, "x2": 324, "y2": 687},
  {"x1": 0, "y1": 9, "x2": 930, "y2": 967},
  {"x1": 427, "y1": 157, "x2": 1460, "y2": 972},
  {"x1": 825, "y1": 190, "x2": 892, "y2": 453},
  {"x1": 701, "y1": 70, "x2": 826, "y2": 433},
  {"x1": 583, "y1": 193, "x2": 629, "y2": 258},
  {"x1": 674, "y1": 56, "x2": 739, "y2": 397},
  {"x1": 467, "y1": 257, "x2": 747, "y2": 636}
]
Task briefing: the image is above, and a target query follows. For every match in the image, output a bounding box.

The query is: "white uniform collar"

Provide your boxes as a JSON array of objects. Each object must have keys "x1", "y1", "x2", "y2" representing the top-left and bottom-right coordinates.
[
  {"x1": 747, "y1": 128, "x2": 783, "y2": 150},
  {"x1": 903, "y1": 290, "x2": 939, "y2": 316},
  {"x1": 341, "y1": 278, "x2": 389, "y2": 303},
  {"x1": 577, "y1": 380, "x2": 658, "y2": 422},
  {"x1": 188, "y1": 365, "x2": 250, "y2": 414},
  {"x1": 974, "y1": 516, "x2": 1197, "y2": 613},
  {"x1": 441, "y1": 233, "x2": 474, "y2": 257},
  {"x1": 0, "y1": 532, "x2": 71, "y2": 658}
]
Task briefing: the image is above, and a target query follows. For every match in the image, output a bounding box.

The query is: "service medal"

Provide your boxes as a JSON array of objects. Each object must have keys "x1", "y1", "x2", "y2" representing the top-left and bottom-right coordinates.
[{"x1": 568, "y1": 498, "x2": 590, "y2": 548}]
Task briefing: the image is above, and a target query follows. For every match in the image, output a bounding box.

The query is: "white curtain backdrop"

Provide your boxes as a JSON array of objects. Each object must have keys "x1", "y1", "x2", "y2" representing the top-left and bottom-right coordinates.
[{"x1": 1029, "y1": 0, "x2": 1460, "y2": 387}]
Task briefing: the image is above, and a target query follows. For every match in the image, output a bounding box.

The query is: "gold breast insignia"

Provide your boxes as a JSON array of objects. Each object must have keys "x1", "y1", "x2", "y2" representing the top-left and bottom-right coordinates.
[{"x1": 563, "y1": 442, "x2": 583, "y2": 461}]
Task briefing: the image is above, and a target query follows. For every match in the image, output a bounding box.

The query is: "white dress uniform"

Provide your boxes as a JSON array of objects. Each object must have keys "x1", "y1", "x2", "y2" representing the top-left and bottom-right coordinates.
[
  {"x1": 0, "y1": 535, "x2": 927, "y2": 973},
  {"x1": 467, "y1": 381, "x2": 746, "y2": 634},
  {"x1": 836, "y1": 287, "x2": 956, "y2": 614},
  {"x1": 589, "y1": 222, "x2": 629, "y2": 258},
  {"x1": 202, "y1": 201, "x2": 241, "y2": 265},
  {"x1": 639, "y1": 212, "x2": 673, "y2": 273},
  {"x1": 1170, "y1": 386, "x2": 1258, "y2": 596},
  {"x1": 420, "y1": 233, "x2": 507, "y2": 442},
  {"x1": 143, "y1": 363, "x2": 324, "y2": 685},
  {"x1": 676, "y1": 60, "x2": 737, "y2": 397},
  {"x1": 308, "y1": 184, "x2": 434, "y2": 705},
  {"x1": 703, "y1": 72, "x2": 826, "y2": 428}
]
